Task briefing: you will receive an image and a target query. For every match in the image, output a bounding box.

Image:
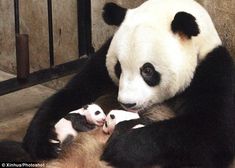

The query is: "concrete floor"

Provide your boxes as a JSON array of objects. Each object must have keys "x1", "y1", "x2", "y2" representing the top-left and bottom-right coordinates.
[{"x1": 0, "y1": 70, "x2": 55, "y2": 141}]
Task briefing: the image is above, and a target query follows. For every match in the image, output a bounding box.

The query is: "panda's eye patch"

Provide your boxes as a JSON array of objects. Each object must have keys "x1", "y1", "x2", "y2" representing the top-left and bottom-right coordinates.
[
  {"x1": 115, "y1": 61, "x2": 122, "y2": 79},
  {"x1": 140, "y1": 63, "x2": 161, "y2": 87},
  {"x1": 95, "y1": 111, "x2": 101, "y2": 115},
  {"x1": 110, "y1": 114, "x2": 115, "y2": 119}
]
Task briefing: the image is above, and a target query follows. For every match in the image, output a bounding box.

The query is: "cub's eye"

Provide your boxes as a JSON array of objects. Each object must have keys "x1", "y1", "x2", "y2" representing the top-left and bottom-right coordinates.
[
  {"x1": 95, "y1": 111, "x2": 101, "y2": 115},
  {"x1": 110, "y1": 114, "x2": 115, "y2": 119},
  {"x1": 140, "y1": 62, "x2": 161, "y2": 87}
]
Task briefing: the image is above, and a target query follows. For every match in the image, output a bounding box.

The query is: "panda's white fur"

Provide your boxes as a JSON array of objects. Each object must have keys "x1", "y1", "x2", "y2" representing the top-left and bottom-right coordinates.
[{"x1": 106, "y1": 0, "x2": 221, "y2": 111}]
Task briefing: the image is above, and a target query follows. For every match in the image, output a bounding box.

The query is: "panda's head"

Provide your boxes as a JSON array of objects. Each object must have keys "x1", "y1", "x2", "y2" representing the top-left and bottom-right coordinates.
[{"x1": 104, "y1": 0, "x2": 221, "y2": 112}]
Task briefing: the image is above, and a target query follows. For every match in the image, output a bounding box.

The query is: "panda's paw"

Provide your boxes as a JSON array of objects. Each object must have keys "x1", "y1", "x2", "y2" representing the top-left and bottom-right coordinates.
[
  {"x1": 38, "y1": 128, "x2": 62, "y2": 159},
  {"x1": 112, "y1": 119, "x2": 143, "y2": 135},
  {"x1": 101, "y1": 133, "x2": 132, "y2": 167},
  {"x1": 101, "y1": 126, "x2": 156, "y2": 168},
  {"x1": 23, "y1": 126, "x2": 61, "y2": 160},
  {"x1": 101, "y1": 132, "x2": 143, "y2": 168},
  {"x1": 44, "y1": 137, "x2": 62, "y2": 157}
]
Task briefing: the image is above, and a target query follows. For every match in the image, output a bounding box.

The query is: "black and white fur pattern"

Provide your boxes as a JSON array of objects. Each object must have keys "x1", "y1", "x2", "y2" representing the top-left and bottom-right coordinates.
[
  {"x1": 54, "y1": 104, "x2": 106, "y2": 144},
  {"x1": 102, "y1": 110, "x2": 143, "y2": 134},
  {"x1": 23, "y1": 0, "x2": 234, "y2": 167}
]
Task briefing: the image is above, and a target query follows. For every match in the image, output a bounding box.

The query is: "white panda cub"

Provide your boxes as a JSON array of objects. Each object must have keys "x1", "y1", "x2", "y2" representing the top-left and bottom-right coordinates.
[
  {"x1": 54, "y1": 104, "x2": 106, "y2": 144},
  {"x1": 103, "y1": 110, "x2": 144, "y2": 134}
]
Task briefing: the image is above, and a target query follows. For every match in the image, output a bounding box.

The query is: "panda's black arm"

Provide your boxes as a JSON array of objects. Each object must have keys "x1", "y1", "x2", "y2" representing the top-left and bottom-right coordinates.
[
  {"x1": 23, "y1": 38, "x2": 116, "y2": 160},
  {"x1": 102, "y1": 47, "x2": 235, "y2": 168},
  {"x1": 102, "y1": 99, "x2": 234, "y2": 168},
  {"x1": 103, "y1": 113, "x2": 231, "y2": 168}
]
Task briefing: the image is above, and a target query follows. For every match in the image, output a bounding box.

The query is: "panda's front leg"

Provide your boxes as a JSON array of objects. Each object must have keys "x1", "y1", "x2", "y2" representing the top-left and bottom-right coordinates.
[
  {"x1": 22, "y1": 38, "x2": 116, "y2": 160},
  {"x1": 101, "y1": 116, "x2": 216, "y2": 168},
  {"x1": 101, "y1": 123, "x2": 160, "y2": 168}
]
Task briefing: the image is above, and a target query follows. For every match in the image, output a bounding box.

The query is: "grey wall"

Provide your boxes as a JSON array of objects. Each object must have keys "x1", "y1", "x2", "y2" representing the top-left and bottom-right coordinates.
[
  {"x1": 91, "y1": 0, "x2": 145, "y2": 50},
  {"x1": 199, "y1": 0, "x2": 235, "y2": 60},
  {"x1": 0, "y1": 0, "x2": 16, "y2": 73},
  {"x1": 0, "y1": 0, "x2": 78, "y2": 74}
]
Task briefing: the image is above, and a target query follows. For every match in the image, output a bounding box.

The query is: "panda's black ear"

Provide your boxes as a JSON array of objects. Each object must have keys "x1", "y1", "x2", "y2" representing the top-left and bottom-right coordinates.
[
  {"x1": 102, "y1": 3, "x2": 127, "y2": 26},
  {"x1": 171, "y1": 12, "x2": 200, "y2": 39}
]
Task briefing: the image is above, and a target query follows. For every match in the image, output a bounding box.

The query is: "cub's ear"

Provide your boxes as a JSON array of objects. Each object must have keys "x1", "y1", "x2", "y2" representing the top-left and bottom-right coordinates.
[
  {"x1": 102, "y1": 3, "x2": 127, "y2": 26},
  {"x1": 171, "y1": 12, "x2": 200, "y2": 39}
]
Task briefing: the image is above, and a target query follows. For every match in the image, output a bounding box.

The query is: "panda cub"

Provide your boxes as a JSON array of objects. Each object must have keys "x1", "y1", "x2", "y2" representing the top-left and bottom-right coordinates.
[
  {"x1": 103, "y1": 110, "x2": 144, "y2": 134},
  {"x1": 54, "y1": 104, "x2": 106, "y2": 145}
]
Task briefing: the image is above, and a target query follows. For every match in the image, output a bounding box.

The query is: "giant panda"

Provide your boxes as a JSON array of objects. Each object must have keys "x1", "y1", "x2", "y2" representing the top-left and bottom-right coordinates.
[{"x1": 23, "y1": 0, "x2": 235, "y2": 167}]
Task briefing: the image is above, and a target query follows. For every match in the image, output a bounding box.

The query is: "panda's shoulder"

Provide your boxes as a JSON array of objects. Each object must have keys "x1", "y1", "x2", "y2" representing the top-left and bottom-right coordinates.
[
  {"x1": 183, "y1": 46, "x2": 234, "y2": 103},
  {"x1": 194, "y1": 46, "x2": 233, "y2": 83}
]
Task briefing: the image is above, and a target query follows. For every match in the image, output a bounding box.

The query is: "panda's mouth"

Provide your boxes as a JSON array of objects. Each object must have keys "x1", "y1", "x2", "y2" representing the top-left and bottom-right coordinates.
[
  {"x1": 122, "y1": 106, "x2": 143, "y2": 113},
  {"x1": 125, "y1": 103, "x2": 155, "y2": 114},
  {"x1": 127, "y1": 108, "x2": 140, "y2": 113},
  {"x1": 120, "y1": 102, "x2": 152, "y2": 113}
]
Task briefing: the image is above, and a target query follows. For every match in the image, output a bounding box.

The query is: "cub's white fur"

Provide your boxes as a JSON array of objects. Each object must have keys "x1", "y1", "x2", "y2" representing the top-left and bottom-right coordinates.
[
  {"x1": 55, "y1": 104, "x2": 106, "y2": 143},
  {"x1": 103, "y1": 110, "x2": 140, "y2": 134},
  {"x1": 70, "y1": 104, "x2": 106, "y2": 126},
  {"x1": 55, "y1": 118, "x2": 78, "y2": 143}
]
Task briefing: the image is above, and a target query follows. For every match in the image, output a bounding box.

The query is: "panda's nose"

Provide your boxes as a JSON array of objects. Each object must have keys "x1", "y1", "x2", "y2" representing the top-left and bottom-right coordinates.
[{"x1": 119, "y1": 102, "x2": 136, "y2": 109}]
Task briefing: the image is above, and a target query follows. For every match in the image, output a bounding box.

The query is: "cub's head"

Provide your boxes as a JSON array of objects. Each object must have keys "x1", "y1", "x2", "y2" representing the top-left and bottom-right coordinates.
[
  {"x1": 103, "y1": 110, "x2": 140, "y2": 134},
  {"x1": 104, "y1": 0, "x2": 221, "y2": 112},
  {"x1": 83, "y1": 104, "x2": 106, "y2": 126}
]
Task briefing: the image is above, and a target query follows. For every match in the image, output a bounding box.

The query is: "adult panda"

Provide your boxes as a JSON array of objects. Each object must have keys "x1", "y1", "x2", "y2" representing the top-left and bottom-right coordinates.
[{"x1": 23, "y1": 0, "x2": 235, "y2": 167}]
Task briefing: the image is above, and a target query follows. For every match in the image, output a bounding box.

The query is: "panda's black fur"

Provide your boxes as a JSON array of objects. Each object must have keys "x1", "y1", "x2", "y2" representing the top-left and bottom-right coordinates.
[
  {"x1": 22, "y1": 1, "x2": 235, "y2": 168},
  {"x1": 171, "y1": 11, "x2": 200, "y2": 39},
  {"x1": 22, "y1": 38, "x2": 116, "y2": 160},
  {"x1": 102, "y1": 3, "x2": 127, "y2": 26}
]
